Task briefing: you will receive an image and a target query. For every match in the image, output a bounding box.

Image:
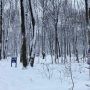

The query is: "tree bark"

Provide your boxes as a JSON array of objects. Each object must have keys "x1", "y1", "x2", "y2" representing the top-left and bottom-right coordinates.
[
  {"x1": 20, "y1": 0, "x2": 27, "y2": 67},
  {"x1": 85, "y1": 0, "x2": 88, "y2": 24},
  {"x1": 28, "y1": 0, "x2": 35, "y2": 67},
  {"x1": 0, "y1": 0, "x2": 2, "y2": 60}
]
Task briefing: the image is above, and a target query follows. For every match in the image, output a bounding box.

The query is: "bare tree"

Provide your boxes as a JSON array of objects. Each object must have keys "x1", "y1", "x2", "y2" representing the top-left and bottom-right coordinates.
[
  {"x1": 20, "y1": 0, "x2": 27, "y2": 67},
  {"x1": 0, "y1": 0, "x2": 2, "y2": 60},
  {"x1": 28, "y1": 0, "x2": 35, "y2": 67},
  {"x1": 85, "y1": 0, "x2": 89, "y2": 24}
]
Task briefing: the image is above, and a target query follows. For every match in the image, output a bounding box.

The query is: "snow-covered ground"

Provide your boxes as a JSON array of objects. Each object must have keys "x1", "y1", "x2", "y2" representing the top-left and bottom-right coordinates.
[{"x1": 0, "y1": 56, "x2": 90, "y2": 90}]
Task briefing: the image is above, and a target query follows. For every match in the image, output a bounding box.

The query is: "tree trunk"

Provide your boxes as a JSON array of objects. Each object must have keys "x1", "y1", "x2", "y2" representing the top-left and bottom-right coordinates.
[
  {"x1": 85, "y1": 0, "x2": 88, "y2": 24},
  {"x1": 29, "y1": 0, "x2": 35, "y2": 38},
  {"x1": 0, "y1": 0, "x2": 2, "y2": 60},
  {"x1": 20, "y1": 0, "x2": 27, "y2": 67},
  {"x1": 28, "y1": 0, "x2": 35, "y2": 67}
]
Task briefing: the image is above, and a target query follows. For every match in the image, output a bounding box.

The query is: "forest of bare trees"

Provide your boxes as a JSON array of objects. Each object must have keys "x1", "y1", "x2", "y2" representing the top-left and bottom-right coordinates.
[{"x1": 0, "y1": 0, "x2": 90, "y2": 67}]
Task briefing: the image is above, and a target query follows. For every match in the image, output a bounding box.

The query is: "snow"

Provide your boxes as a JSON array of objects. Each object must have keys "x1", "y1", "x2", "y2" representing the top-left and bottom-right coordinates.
[
  {"x1": 0, "y1": 56, "x2": 90, "y2": 90},
  {"x1": 4, "y1": 2, "x2": 10, "y2": 12}
]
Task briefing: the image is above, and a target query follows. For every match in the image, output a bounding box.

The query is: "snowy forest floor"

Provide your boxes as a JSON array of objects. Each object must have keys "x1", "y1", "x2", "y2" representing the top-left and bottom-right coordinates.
[{"x1": 0, "y1": 56, "x2": 90, "y2": 90}]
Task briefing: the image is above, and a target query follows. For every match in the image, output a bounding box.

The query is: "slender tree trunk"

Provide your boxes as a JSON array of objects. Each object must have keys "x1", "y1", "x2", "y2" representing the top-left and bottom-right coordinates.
[
  {"x1": 85, "y1": 0, "x2": 88, "y2": 24},
  {"x1": 29, "y1": 0, "x2": 35, "y2": 38},
  {"x1": 28, "y1": 0, "x2": 35, "y2": 67},
  {"x1": 0, "y1": 0, "x2": 2, "y2": 60},
  {"x1": 55, "y1": 20, "x2": 58, "y2": 63}
]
